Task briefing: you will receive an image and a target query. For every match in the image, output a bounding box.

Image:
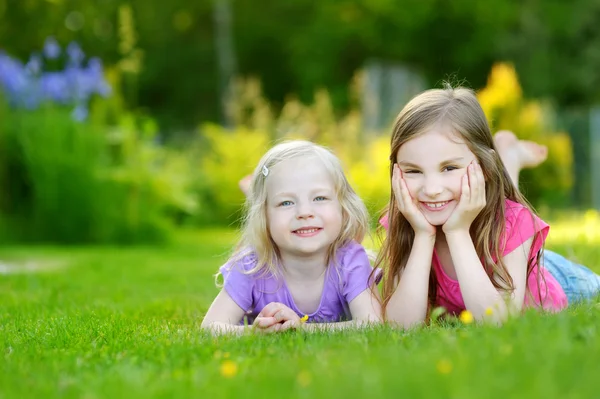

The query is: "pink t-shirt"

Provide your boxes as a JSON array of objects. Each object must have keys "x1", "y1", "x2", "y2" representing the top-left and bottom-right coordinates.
[{"x1": 380, "y1": 199, "x2": 568, "y2": 314}]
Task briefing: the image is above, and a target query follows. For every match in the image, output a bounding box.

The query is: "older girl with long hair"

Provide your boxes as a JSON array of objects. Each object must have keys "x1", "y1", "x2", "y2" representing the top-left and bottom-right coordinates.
[{"x1": 377, "y1": 87, "x2": 600, "y2": 327}]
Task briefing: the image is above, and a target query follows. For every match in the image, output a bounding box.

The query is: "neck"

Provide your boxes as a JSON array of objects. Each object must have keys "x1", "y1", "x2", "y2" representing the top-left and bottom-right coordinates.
[
  {"x1": 435, "y1": 230, "x2": 448, "y2": 248},
  {"x1": 280, "y1": 251, "x2": 329, "y2": 281}
]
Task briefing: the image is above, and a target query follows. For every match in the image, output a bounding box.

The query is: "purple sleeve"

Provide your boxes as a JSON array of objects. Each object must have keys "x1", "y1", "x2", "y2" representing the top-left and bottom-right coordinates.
[
  {"x1": 219, "y1": 257, "x2": 256, "y2": 313},
  {"x1": 340, "y1": 241, "x2": 377, "y2": 303}
]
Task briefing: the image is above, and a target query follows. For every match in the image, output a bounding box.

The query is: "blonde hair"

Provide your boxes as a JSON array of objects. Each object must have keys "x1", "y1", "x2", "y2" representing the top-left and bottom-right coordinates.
[
  {"x1": 375, "y1": 86, "x2": 545, "y2": 317},
  {"x1": 227, "y1": 140, "x2": 369, "y2": 279}
]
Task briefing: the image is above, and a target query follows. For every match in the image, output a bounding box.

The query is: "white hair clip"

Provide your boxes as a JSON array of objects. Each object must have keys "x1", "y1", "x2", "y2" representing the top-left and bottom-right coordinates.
[{"x1": 262, "y1": 165, "x2": 269, "y2": 177}]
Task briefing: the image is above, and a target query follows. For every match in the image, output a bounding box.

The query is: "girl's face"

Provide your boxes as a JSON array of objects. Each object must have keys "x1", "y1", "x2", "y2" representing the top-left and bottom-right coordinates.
[
  {"x1": 265, "y1": 157, "x2": 343, "y2": 261},
  {"x1": 395, "y1": 125, "x2": 478, "y2": 226}
]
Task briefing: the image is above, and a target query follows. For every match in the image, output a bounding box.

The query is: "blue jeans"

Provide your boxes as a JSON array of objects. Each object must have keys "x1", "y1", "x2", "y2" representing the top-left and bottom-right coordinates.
[{"x1": 543, "y1": 250, "x2": 600, "y2": 304}]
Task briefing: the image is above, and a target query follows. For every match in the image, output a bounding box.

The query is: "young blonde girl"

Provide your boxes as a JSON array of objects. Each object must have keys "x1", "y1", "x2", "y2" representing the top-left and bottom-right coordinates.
[
  {"x1": 202, "y1": 140, "x2": 381, "y2": 334},
  {"x1": 377, "y1": 87, "x2": 600, "y2": 327}
]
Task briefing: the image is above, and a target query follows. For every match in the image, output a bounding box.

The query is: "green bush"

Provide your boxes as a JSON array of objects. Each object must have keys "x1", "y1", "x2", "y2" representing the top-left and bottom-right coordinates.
[
  {"x1": 192, "y1": 124, "x2": 270, "y2": 226},
  {"x1": 0, "y1": 100, "x2": 197, "y2": 244}
]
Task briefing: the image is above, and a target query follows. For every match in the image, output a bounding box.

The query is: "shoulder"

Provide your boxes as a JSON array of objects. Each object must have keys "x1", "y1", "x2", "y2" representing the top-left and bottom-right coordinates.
[
  {"x1": 503, "y1": 199, "x2": 548, "y2": 230},
  {"x1": 219, "y1": 249, "x2": 264, "y2": 282},
  {"x1": 335, "y1": 240, "x2": 371, "y2": 268},
  {"x1": 333, "y1": 240, "x2": 377, "y2": 301},
  {"x1": 502, "y1": 199, "x2": 549, "y2": 256}
]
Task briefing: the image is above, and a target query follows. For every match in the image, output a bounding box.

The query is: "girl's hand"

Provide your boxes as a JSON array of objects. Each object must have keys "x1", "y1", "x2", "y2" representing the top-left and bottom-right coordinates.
[
  {"x1": 443, "y1": 161, "x2": 486, "y2": 234},
  {"x1": 393, "y1": 164, "x2": 436, "y2": 237},
  {"x1": 254, "y1": 302, "x2": 302, "y2": 332}
]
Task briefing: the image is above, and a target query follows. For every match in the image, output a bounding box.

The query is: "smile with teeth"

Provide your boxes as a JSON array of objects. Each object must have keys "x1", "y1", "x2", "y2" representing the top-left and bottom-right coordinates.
[
  {"x1": 294, "y1": 228, "x2": 321, "y2": 234},
  {"x1": 422, "y1": 201, "x2": 450, "y2": 210}
]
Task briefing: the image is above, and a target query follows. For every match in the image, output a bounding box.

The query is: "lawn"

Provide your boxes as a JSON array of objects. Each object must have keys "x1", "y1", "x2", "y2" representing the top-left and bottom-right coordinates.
[{"x1": 1, "y1": 216, "x2": 599, "y2": 398}]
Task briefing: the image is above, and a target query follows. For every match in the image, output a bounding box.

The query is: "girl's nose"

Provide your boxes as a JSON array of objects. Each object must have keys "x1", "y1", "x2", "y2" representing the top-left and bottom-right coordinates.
[
  {"x1": 422, "y1": 176, "x2": 443, "y2": 197},
  {"x1": 296, "y1": 202, "x2": 315, "y2": 219}
]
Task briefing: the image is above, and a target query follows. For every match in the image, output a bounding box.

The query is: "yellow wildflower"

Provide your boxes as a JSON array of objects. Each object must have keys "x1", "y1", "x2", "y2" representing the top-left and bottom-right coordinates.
[
  {"x1": 220, "y1": 360, "x2": 238, "y2": 378},
  {"x1": 485, "y1": 307, "x2": 493, "y2": 316},
  {"x1": 436, "y1": 359, "x2": 453, "y2": 374},
  {"x1": 459, "y1": 310, "x2": 474, "y2": 324},
  {"x1": 300, "y1": 314, "x2": 309, "y2": 323}
]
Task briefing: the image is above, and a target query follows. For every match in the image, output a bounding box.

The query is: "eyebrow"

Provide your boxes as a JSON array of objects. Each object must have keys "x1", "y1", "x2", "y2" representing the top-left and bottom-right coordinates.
[
  {"x1": 271, "y1": 188, "x2": 334, "y2": 197},
  {"x1": 397, "y1": 157, "x2": 465, "y2": 168}
]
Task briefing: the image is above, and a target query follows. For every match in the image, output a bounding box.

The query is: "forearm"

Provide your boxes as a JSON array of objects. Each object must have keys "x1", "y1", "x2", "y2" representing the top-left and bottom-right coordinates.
[
  {"x1": 202, "y1": 321, "x2": 249, "y2": 336},
  {"x1": 446, "y1": 231, "x2": 509, "y2": 321},
  {"x1": 302, "y1": 318, "x2": 380, "y2": 332},
  {"x1": 386, "y1": 234, "x2": 435, "y2": 329}
]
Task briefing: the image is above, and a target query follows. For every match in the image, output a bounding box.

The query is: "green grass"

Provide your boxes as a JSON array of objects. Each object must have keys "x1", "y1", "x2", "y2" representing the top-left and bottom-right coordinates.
[{"x1": 1, "y1": 226, "x2": 599, "y2": 399}]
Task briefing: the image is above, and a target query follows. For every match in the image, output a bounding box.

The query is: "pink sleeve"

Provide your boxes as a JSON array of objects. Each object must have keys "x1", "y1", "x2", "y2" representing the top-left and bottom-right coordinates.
[
  {"x1": 503, "y1": 201, "x2": 566, "y2": 311},
  {"x1": 339, "y1": 241, "x2": 378, "y2": 303},
  {"x1": 502, "y1": 201, "x2": 549, "y2": 260}
]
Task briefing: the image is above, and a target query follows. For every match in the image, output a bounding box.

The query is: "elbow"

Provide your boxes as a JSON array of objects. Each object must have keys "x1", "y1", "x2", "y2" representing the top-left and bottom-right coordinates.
[{"x1": 200, "y1": 320, "x2": 210, "y2": 331}]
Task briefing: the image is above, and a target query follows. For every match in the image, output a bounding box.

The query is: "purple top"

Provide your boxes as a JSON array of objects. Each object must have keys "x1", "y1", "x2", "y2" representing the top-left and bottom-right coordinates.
[{"x1": 219, "y1": 240, "x2": 376, "y2": 324}]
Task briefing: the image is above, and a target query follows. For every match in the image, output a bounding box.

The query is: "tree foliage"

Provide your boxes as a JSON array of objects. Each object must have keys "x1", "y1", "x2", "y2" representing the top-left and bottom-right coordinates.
[{"x1": 1, "y1": 0, "x2": 599, "y2": 129}]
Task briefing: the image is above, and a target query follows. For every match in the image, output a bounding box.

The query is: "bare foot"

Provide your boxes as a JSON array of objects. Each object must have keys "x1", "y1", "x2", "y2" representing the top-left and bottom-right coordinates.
[
  {"x1": 238, "y1": 175, "x2": 252, "y2": 197},
  {"x1": 494, "y1": 130, "x2": 548, "y2": 170}
]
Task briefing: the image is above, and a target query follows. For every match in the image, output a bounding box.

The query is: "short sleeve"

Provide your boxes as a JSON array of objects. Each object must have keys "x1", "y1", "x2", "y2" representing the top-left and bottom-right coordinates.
[
  {"x1": 218, "y1": 255, "x2": 257, "y2": 312},
  {"x1": 338, "y1": 241, "x2": 378, "y2": 303},
  {"x1": 503, "y1": 200, "x2": 549, "y2": 259}
]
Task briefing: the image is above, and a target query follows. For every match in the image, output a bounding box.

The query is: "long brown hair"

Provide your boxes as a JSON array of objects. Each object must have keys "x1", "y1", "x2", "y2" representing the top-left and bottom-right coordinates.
[{"x1": 375, "y1": 87, "x2": 544, "y2": 317}]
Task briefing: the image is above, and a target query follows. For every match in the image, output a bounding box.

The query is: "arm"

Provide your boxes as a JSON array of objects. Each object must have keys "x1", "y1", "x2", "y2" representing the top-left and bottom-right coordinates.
[
  {"x1": 258, "y1": 288, "x2": 382, "y2": 333},
  {"x1": 385, "y1": 165, "x2": 437, "y2": 328},
  {"x1": 446, "y1": 233, "x2": 530, "y2": 322},
  {"x1": 304, "y1": 286, "x2": 382, "y2": 331},
  {"x1": 443, "y1": 161, "x2": 530, "y2": 323},
  {"x1": 202, "y1": 290, "x2": 284, "y2": 335},
  {"x1": 200, "y1": 289, "x2": 249, "y2": 335},
  {"x1": 385, "y1": 234, "x2": 435, "y2": 329}
]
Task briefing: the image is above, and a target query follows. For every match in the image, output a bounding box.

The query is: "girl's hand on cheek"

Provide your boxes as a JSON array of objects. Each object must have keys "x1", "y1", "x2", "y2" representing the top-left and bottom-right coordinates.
[
  {"x1": 443, "y1": 161, "x2": 486, "y2": 234},
  {"x1": 393, "y1": 164, "x2": 436, "y2": 238}
]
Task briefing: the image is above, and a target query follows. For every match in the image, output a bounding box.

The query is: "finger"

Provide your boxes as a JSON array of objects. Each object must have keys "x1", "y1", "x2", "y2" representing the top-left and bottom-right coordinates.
[
  {"x1": 258, "y1": 302, "x2": 284, "y2": 318},
  {"x1": 253, "y1": 316, "x2": 278, "y2": 328},
  {"x1": 275, "y1": 307, "x2": 298, "y2": 322},
  {"x1": 398, "y1": 171, "x2": 415, "y2": 211},
  {"x1": 468, "y1": 163, "x2": 479, "y2": 204},
  {"x1": 475, "y1": 162, "x2": 486, "y2": 204},
  {"x1": 460, "y1": 172, "x2": 470, "y2": 204},
  {"x1": 392, "y1": 165, "x2": 403, "y2": 204},
  {"x1": 273, "y1": 308, "x2": 286, "y2": 322},
  {"x1": 281, "y1": 319, "x2": 300, "y2": 331}
]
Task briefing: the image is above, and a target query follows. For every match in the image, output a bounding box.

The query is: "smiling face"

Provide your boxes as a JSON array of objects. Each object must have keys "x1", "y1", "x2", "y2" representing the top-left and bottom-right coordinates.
[
  {"x1": 265, "y1": 156, "x2": 343, "y2": 261},
  {"x1": 396, "y1": 124, "x2": 478, "y2": 226}
]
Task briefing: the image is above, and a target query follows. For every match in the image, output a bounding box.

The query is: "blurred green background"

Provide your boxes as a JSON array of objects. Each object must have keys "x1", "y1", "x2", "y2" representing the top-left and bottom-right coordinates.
[{"x1": 1, "y1": 0, "x2": 599, "y2": 244}]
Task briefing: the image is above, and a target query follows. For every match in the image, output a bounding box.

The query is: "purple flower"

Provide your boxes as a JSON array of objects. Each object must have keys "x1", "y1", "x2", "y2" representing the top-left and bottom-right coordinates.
[
  {"x1": 0, "y1": 53, "x2": 29, "y2": 99},
  {"x1": 40, "y1": 72, "x2": 70, "y2": 104},
  {"x1": 43, "y1": 37, "x2": 61, "y2": 59},
  {"x1": 25, "y1": 53, "x2": 43, "y2": 75},
  {"x1": 66, "y1": 42, "x2": 85, "y2": 67},
  {"x1": 0, "y1": 39, "x2": 111, "y2": 121}
]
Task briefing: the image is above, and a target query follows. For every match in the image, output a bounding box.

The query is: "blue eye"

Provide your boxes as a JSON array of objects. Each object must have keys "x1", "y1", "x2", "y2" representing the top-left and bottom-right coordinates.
[
  {"x1": 314, "y1": 196, "x2": 328, "y2": 201},
  {"x1": 444, "y1": 165, "x2": 459, "y2": 172},
  {"x1": 279, "y1": 200, "x2": 293, "y2": 207}
]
